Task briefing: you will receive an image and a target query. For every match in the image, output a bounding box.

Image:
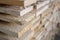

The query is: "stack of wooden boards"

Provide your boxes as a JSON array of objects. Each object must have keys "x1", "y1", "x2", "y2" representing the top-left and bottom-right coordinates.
[{"x1": 0, "y1": 0, "x2": 57, "y2": 40}]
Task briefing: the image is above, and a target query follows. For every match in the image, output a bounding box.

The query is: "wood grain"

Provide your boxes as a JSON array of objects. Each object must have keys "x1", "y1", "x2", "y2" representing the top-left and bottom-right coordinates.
[
  {"x1": 0, "y1": 6, "x2": 33, "y2": 16},
  {"x1": 0, "y1": 0, "x2": 37, "y2": 7},
  {"x1": 0, "y1": 30, "x2": 33, "y2": 40},
  {"x1": 0, "y1": 21, "x2": 32, "y2": 38}
]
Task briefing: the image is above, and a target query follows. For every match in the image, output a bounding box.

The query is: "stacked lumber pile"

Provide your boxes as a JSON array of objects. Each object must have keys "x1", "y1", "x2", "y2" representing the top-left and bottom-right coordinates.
[
  {"x1": 31, "y1": 0, "x2": 59, "y2": 40},
  {"x1": 0, "y1": 0, "x2": 57, "y2": 40}
]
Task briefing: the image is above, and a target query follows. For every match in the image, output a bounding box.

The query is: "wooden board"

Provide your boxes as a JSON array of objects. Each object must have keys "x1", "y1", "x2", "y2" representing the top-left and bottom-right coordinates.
[
  {"x1": 36, "y1": 29, "x2": 46, "y2": 40},
  {"x1": 0, "y1": 11, "x2": 35, "y2": 23},
  {"x1": 41, "y1": 8, "x2": 52, "y2": 18},
  {"x1": 0, "y1": 21, "x2": 32, "y2": 38},
  {"x1": 39, "y1": 8, "x2": 52, "y2": 24},
  {"x1": 35, "y1": 0, "x2": 50, "y2": 10},
  {"x1": 44, "y1": 15, "x2": 53, "y2": 28},
  {"x1": 30, "y1": 25, "x2": 45, "y2": 40},
  {"x1": 31, "y1": 16, "x2": 40, "y2": 24},
  {"x1": 0, "y1": 13, "x2": 26, "y2": 24},
  {"x1": 0, "y1": 5, "x2": 33, "y2": 16},
  {"x1": 22, "y1": 10, "x2": 35, "y2": 22},
  {"x1": 45, "y1": 22, "x2": 53, "y2": 33},
  {"x1": 34, "y1": 24, "x2": 44, "y2": 33},
  {"x1": 33, "y1": 28, "x2": 45, "y2": 39},
  {"x1": 24, "y1": 30, "x2": 34, "y2": 40},
  {"x1": 0, "y1": 30, "x2": 34, "y2": 40},
  {"x1": 0, "y1": 0, "x2": 37, "y2": 7},
  {"x1": 30, "y1": 16, "x2": 40, "y2": 30},
  {"x1": 36, "y1": 5, "x2": 49, "y2": 17},
  {"x1": 42, "y1": 12, "x2": 52, "y2": 25},
  {"x1": 31, "y1": 20, "x2": 40, "y2": 30}
]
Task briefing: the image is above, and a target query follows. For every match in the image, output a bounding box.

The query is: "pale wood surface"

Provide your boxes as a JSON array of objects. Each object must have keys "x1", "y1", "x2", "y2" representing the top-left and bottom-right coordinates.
[
  {"x1": 0, "y1": 11, "x2": 35, "y2": 23},
  {"x1": 36, "y1": 0, "x2": 50, "y2": 10},
  {"x1": 0, "y1": 30, "x2": 33, "y2": 40},
  {"x1": 0, "y1": 13, "x2": 26, "y2": 24},
  {"x1": 36, "y1": 4, "x2": 49, "y2": 17},
  {"x1": 0, "y1": 21, "x2": 32, "y2": 38},
  {"x1": 0, "y1": 6, "x2": 33, "y2": 16},
  {"x1": 31, "y1": 20, "x2": 40, "y2": 30},
  {"x1": 22, "y1": 11, "x2": 35, "y2": 22},
  {"x1": 0, "y1": 0, "x2": 37, "y2": 7}
]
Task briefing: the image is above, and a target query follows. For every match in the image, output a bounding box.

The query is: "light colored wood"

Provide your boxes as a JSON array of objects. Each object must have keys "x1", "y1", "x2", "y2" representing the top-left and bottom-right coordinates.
[
  {"x1": 35, "y1": 0, "x2": 50, "y2": 10},
  {"x1": 33, "y1": 27, "x2": 45, "y2": 40},
  {"x1": 41, "y1": 8, "x2": 52, "y2": 18},
  {"x1": 32, "y1": 20, "x2": 40, "y2": 30},
  {"x1": 31, "y1": 16, "x2": 40, "y2": 30},
  {"x1": 0, "y1": 21, "x2": 32, "y2": 38},
  {"x1": 0, "y1": 13, "x2": 26, "y2": 24},
  {"x1": 36, "y1": 4, "x2": 49, "y2": 17},
  {"x1": 31, "y1": 16, "x2": 40, "y2": 24},
  {"x1": 34, "y1": 24, "x2": 44, "y2": 33},
  {"x1": 42, "y1": 12, "x2": 52, "y2": 25},
  {"x1": 0, "y1": 6, "x2": 33, "y2": 16},
  {"x1": 22, "y1": 10, "x2": 35, "y2": 22},
  {"x1": 44, "y1": 15, "x2": 54, "y2": 28},
  {"x1": 24, "y1": 31, "x2": 34, "y2": 40},
  {"x1": 40, "y1": 8, "x2": 52, "y2": 25},
  {"x1": 0, "y1": 11, "x2": 35, "y2": 23},
  {"x1": 0, "y1": 30, "x2": 34, "y2": 40},
  {"x1": 0, "y1": 0, "x2": 37, "y2": 7}
]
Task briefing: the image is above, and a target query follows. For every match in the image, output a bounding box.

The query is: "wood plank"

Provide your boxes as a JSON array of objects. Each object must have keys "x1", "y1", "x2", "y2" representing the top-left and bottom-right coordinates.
[
  {"x1": 22, "y1": 10, "x2": 35, "y2": 22},
  {"x1": 31, "y1": 16, "x2": 40, "y2": 24},
  {"x1": 33, "y1": 27, "x2": 45, "y2": 39},
  {"x1": 35, "y1": 0, "x2": 50, "y2": 10},
  {"x1": 0, "y1": 5, "x2": 33, "y2": 16},
  {"x1": 0, "y1": 13, "x2": 26, "y2": 24},
  {"x1": 30, "y1": 16, "x2": 40, "y2": 30},
  {"x1": 0, "y1": 30, "x2": 34, "y2": 40},
  {"x1": 0, "y1": 0, "x2": 37, "y2": 7},
  {"x1": 0, "y1": 11, "x2": 35, "y2": 23},
  {"x1": 39, "y1": 8, "x2": 52, "y2": 24},
  {"x1": 44, "y1": 15, "x2": 53, "y2": 28},
  {"x1": 0, "y1": 21, "x2": 32, "y2": 38},
  {"x1": 45, "y1": 22, "x2": 53, "y2": 33},
  {"x1": 36, "y1": 30, "x2": 46, "y2": 40},
  {"x1": 42, "y1": 12, "x2": 52, "y2": 25},
  {"x1": 41, "y1": 8, "x2": 52, "y2": 18},
  {"x1": 31, "y1": 20, "x2": 40, "y2": 30},
  {"x1": 34, "y1": 24, "x2": 44, "y2": 33},
  {"x1": 24, "y1": 31, "x2": 34, "y2": 40},
  {"x1": 36, "y1": 4, "x2": 49, "y2": 17}
]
